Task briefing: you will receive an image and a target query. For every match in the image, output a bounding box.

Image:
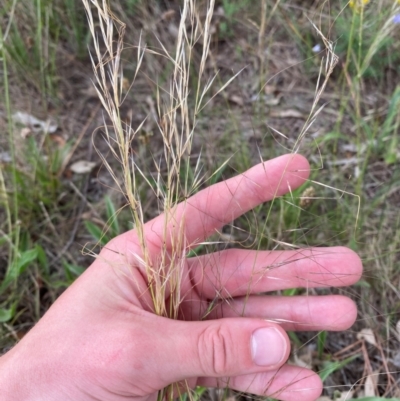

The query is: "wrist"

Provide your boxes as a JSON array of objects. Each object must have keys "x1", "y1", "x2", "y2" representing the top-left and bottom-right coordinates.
[
  {"x1": 0, "y1": 340, "x2": 58, "y2": 401},
  {"x1": 0, "y1": 327, "x2": 84, "y2": 401},
  {"x1": 0, "y1": 348, "x2": 27, "y2": 401}
]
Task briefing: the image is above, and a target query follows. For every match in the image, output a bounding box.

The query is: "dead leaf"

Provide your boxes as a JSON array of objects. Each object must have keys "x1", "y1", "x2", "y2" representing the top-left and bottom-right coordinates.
[
  {"x1": 13, "y1": 111, "x2": 58, "y2": 134},
  {"x1": 316, "y1": 397, "x2": 332, "y2": 401},
  {"x1": 161, "y1": 9, "x2": 175, "y2": 21},
  {"x1": 357, "y1": 328, "x2": 376, "y2": 346},
  {"x1": 264, "y1": 95, "x2": 281, "y2": 107},
  {"x1": 69, "y1": 160, "x2": 96, "y2": 174},
  {"x1": 292, "y1": 344, "x2": 313, "y2": 369},
  {"x1": 264, "y1": 85, "x2": 277, "y2": 95},
  {"x1": 364, "y1": 373, "x2": 377, "y2": 397},
  {"x1": 293, "y1": 353, "x2": 310, "y2": 368},
  {"x1": 20, "y1": 127, "x2": 32, "y2": 138},
  {"x1": 50, "y1": 134, "x2": 66, "y2": 147},
  {"x1": 269, "y1": 109, "x2": 304, "y2": 118},
  {"x1": 250, "y1": 94, "x2": 281, "y2": 106},
  {"x1": 228, "y1": 94, "x2": 244, "y2": 106}
]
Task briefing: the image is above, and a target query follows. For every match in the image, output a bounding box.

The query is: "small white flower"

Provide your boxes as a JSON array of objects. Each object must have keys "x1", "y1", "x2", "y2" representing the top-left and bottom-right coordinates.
[{"x1": 312, "y1": 44, "x2": 322, "y2": 53}]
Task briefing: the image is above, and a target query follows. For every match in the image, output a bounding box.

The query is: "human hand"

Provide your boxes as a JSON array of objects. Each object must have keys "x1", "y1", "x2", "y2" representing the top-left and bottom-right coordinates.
[{"x1": 0, "y1": 154, "x2": 362, "y2": 401}]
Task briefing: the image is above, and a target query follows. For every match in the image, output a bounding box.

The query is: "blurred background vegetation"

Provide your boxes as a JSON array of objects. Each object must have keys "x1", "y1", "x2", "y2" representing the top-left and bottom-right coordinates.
[{"x1": 1, "y1": 0, "x2": 400, "y2": 399}]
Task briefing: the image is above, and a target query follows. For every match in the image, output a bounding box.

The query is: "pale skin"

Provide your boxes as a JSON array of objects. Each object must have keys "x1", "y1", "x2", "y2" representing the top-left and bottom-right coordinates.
[{"x1": 0, "y1": 154, "x2": 362, "y2": 401}]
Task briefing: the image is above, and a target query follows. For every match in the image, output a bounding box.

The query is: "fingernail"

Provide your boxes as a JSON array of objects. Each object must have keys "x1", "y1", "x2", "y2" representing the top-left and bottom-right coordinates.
[{"x1": 251, "y1": 327, "x2": 287, "y2": 366}]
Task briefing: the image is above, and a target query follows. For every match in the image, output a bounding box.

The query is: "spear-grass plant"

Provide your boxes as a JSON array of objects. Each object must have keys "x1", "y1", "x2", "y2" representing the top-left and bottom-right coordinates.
[
  {"x1": 81, "y1": 0, "x2": 343, "y2": 399},
  {"x1": 81, "y1": 2, "x2": 232, "y2": 396},
  {"x1": 83, "y1": 0, "x2": 215, "y2": 320}
]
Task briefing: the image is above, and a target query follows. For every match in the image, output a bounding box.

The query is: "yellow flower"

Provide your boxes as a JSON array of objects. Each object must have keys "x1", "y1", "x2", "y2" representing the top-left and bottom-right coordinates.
[{"x1": 349, "y1": 0, "x2": 370, "y2": 12}]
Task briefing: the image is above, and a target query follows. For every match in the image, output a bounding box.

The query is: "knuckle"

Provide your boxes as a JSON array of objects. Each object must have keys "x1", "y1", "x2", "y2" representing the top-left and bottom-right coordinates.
[{"x1": 198, "y1": 325, "x2": 233, "y2": 376}]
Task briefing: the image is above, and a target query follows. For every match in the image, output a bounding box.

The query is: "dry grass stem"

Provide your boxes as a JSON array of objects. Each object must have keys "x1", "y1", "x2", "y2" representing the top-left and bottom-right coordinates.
[{"x1": 81, "y1": 0, "x2": 242, "y2": 322}]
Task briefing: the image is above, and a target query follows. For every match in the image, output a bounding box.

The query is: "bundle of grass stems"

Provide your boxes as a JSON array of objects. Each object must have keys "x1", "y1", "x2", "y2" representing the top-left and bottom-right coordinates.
[{"x1": 81, "y1": 0, "x2": 339, "y2": 399}]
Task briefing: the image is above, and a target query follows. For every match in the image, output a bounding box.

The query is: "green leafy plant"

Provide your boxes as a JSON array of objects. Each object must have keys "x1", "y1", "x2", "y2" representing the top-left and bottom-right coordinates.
[{"x1": 319, "y1": 354, "x2": 359, "y2": 382}]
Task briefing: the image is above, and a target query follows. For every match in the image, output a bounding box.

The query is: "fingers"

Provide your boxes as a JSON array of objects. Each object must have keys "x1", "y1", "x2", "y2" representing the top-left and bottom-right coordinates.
[
  {"x1": 198, "y1": 364, "x2": 323, "y2": 401},
  {"x1": 141, "y1": 154, "x2": 310, "y2": 253},
  {"x1": 205, "y1": 295, "x2": 358, "y2": 331},
  {"x1": 98, "y1": 154, "x2": 309, "y2": 280},
  {"x1": 187, "y1": 247, "x2": 363, "y2": 298},
  {"x1": 157, "y1": 318, "x2": 290, "y2": 385}
]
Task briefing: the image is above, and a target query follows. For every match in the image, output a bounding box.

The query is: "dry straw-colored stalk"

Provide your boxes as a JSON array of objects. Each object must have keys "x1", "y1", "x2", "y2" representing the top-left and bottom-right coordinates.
[{"x1": 81, "y1": 0, "x2": 242, "y2": 321}]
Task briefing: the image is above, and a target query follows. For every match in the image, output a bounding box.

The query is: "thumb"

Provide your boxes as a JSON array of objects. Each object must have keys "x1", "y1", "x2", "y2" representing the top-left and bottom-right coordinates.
[{"x1": 156, "y1": 317, "x2": 290, "y2": 383}]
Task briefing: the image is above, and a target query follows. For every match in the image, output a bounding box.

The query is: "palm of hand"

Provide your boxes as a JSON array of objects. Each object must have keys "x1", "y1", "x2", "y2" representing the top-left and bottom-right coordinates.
[{"x1": 2, "y1": 155, "x2": 362, "y2": 401}]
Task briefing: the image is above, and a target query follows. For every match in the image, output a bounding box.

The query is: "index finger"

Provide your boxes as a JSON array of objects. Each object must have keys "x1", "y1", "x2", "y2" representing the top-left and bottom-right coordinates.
[{"x1": 142, "y1": 154, "x2": 310, "y2": 253}]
